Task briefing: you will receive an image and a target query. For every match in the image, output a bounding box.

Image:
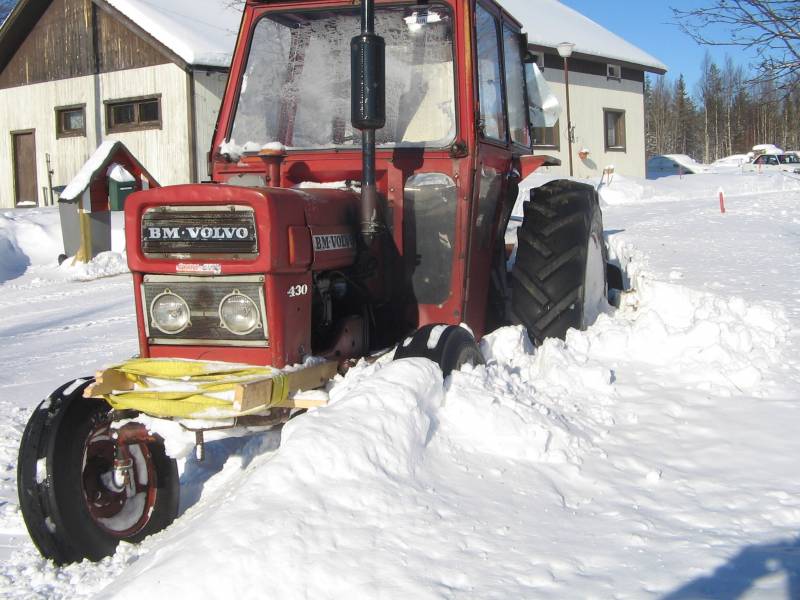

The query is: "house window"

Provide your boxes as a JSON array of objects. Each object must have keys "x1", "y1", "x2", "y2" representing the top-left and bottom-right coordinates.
[
  {"x1": 105, "y1": 96, "x2": 161, "y2": 133},
  {"x1": 604, "y1": 109, "x2": 626, "y2": 151},
  {"x1": 607, "y1": 64, "x2": 622, "y2": 80},
  {"x1": 532, "y1": 121, "x2": 559, "y2": 149},
  {"x1": 529, "y1": 52, "x2": 544, "y2": 70},
  {"x1": 55, "y1": 105, "x2": 86, "y2": 138}
]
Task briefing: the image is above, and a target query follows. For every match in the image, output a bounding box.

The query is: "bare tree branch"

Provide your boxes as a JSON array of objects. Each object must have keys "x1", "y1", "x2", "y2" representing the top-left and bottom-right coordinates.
[{"x1": 672, "y1": 0, "x2": 800, "y2": 93}]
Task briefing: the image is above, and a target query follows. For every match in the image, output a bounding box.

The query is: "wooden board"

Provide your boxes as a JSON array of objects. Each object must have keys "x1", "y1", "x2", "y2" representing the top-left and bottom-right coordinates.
[
  {"x1": 84, "y1": 368, "x2": 135, "y2": 398},
  {"x1": 233, "y1": 361, "x2": 338, "y2": 412}
]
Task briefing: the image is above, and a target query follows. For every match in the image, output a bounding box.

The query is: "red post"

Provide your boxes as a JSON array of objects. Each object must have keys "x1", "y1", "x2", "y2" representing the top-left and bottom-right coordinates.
[{"x1": 719, "y1": 189, "x2": 726, "y2": 214}]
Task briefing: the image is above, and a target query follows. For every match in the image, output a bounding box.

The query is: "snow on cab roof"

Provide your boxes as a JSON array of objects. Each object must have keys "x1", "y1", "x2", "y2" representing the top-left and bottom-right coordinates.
[
  {"x1": 499, "y1": 0, "x2": 667, "y2": 73},
  {"x1": 105, "y1": 0, "x2": 242, "y2": 68}
]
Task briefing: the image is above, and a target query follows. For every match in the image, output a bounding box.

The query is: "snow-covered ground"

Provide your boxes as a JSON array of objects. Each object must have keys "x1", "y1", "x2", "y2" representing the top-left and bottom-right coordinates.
[{"x1": 0, "y1": 171, "x2": 799, "y2": 598}]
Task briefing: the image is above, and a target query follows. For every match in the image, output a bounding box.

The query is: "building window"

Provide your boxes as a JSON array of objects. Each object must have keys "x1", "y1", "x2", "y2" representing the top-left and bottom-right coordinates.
[
  {"x1": 607, "y1": 64, "x2": 622, "y2": 80},
  {"x1": 532, "y1": 120, "x2": 559, "y2": 149},
  {"x1": 604, "y1": 109, "x2": 626, "y2": 151},
  {"x1": 55, "y1": 105, "x2": 86, "y2": 138},
  {"x1": 529, "y1": 52, "x2": 544, "y2": 70},
  {"x1": 105, "y1": 96, "x2": 161, "y2": 133}
]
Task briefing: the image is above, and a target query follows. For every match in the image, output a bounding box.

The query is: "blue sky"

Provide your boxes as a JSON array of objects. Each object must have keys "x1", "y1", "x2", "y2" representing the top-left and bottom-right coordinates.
[{"x1": 559, "y1": 0, "x2": 750, "y2": 94}]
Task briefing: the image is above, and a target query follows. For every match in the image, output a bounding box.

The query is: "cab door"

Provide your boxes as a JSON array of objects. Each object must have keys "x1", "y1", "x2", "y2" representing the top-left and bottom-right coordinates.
[{"x1": 462, "y1": 3, "x2": 531, "y2": 336}]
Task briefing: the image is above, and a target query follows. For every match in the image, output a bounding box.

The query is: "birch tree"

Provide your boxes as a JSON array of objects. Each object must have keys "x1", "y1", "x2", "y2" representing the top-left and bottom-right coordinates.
[{"x1": 673, "y1": 1, "x2": 800, "y2": 93}]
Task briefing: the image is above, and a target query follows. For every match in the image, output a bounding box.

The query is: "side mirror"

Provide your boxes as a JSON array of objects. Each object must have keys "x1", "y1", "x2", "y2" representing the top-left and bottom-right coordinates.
[{"x1": 524, "y1": 61, "x2": 561, "y2": 128}]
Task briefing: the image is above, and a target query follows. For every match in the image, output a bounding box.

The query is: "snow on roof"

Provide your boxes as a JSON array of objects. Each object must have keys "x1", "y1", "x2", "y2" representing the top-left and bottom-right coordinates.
[
  {"x1": 60, "y1": 141, "x2": 120, "y2": 201},
  {"x1": 105, "y1": 0, "x2": 242, "y2": 68},
  {"x1": 499, "y1": 0, "x2": 667, "y2": 73}
]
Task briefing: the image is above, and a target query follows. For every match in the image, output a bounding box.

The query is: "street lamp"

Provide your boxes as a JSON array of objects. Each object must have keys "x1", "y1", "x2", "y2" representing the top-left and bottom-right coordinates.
[{"x1": 557, "y1": 42, "x2": 575, "y2": 176}]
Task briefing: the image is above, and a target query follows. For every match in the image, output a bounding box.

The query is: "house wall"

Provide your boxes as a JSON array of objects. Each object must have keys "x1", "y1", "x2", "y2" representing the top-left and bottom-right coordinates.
[
  {"x1": 0, "y1": 62, "x2": 192, "y2": 208},
  {"x1": 534, "y1": 66, "x2": 647, "y2": 179},
  {"x1": 0, "y1": 0, "x2": 169, "y2": 90},
  {"x1": 192, "y1": 69, "x2": 229, "y2": 182}
]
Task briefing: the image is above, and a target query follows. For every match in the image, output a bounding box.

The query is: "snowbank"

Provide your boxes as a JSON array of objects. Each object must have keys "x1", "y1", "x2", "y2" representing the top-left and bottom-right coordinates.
[
  {"x1": 0, "y1": 209, "x2": 63, "y2": 283},
  {"x1": 0, "y1": 207, "x2": 129, "y2": 285}
]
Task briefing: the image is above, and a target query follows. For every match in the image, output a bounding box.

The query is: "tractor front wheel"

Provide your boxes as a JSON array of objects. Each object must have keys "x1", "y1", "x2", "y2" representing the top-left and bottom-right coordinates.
[
  {"x1": 394, "y1": 324, "x2": 484, "y2": 377},
  {"x1": 17, "y1": 379, "x2": 179, "y2": 564}
]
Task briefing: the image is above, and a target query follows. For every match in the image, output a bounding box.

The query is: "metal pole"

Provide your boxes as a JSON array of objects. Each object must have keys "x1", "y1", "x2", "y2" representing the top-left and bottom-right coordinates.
[
  {"x1": 564, "y1": 56, "x2": 573, "y2": 177},
  {"x1": 359, "y1": 0, "x2": 379, "y2": 245}
]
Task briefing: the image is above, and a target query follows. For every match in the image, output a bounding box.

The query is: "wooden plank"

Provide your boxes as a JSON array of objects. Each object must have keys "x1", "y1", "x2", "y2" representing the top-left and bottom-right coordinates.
[
  {"x1": 233, "y1": 378, "x2": 273, "y2": 413},
  {"x1": 285, "y1": 361, "x2": 339, "y2": 393},
  {"x1": 84, "y1": 368, "x2": 134, "y2": 398},
  {"x1": 232, "y1": 361, "x2": 338, "y2": 413}
]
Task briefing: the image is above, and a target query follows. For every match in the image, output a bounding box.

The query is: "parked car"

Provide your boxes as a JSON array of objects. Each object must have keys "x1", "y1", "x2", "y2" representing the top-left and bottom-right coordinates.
[
  {"x1": 742, "y1": 153, "x2": 800, "y2": 174},
  {"x1": 646, "y1": 154, "x2": 707, "y2": 179}
]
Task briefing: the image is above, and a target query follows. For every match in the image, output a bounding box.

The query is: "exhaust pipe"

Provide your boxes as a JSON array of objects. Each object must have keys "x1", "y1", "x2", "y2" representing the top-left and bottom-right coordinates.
[{"x1": 351, "y1": 0, "x2": 385, "y2": 246}]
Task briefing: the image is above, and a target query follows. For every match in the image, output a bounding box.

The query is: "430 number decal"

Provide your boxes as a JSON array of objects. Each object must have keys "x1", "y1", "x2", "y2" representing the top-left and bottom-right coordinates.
[{"x1": 287, "y1": 284, "x2": 309, "y2": 298}]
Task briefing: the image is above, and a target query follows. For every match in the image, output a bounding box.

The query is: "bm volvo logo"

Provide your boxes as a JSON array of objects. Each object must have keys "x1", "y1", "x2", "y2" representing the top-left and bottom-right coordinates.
[
  {"x1": 144, "y1": 226, "x2": 253, "y2": 241},
  {"x1": 312, "y1": 233, "x2": 355, "y2": 252}
]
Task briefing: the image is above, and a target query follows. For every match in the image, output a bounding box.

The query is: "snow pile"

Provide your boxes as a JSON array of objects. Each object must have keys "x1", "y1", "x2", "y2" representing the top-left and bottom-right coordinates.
[
  {"x1": 0, "y1": 210, "x2": 63, "y2": 283},
  {"x1": 61, "y1": 251, "x2": 129, "y2": 281},
  {"x1": 100, "y1": 359, "x2": 444, "y2": 598}
]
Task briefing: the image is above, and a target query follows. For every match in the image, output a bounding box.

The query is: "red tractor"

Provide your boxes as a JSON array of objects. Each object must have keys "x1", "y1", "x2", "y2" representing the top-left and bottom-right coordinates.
[{"x1": 18, "y1": 0, "x2": 610, "y2": 564}]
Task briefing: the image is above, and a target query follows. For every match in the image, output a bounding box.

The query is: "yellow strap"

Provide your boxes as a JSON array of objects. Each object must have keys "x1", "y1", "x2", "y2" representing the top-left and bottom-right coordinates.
[{"x1": 101, "y1": 360, "x2": 292, "y2": 419}]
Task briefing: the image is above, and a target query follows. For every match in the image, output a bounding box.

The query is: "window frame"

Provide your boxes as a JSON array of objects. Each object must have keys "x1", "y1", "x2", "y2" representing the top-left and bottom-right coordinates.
[
  {"x1": 603, "y1": 108, "x2": 626, "y2": 152},
  {"x1": 105, "y1": 95, "x2": 162, "y2": 134},
  {"x1": 55, "y1": 104, "x2": 86, "y2": 139},
  {"x1": 532, "y1": 120, "x2": 560, "y2": 150},
  {"x1": 607, "y1": 63, "x2": 622, "y2": 80},
  {"x1": 501, "y1": 22, "x2": 531, "y2": 149}
]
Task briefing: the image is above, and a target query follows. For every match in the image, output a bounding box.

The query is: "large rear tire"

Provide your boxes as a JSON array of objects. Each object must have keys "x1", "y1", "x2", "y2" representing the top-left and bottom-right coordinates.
[
  {"x1": 17, "y1": 379, "x2": 179, "y2": 564},
  {"x1": 511, "y1": 180, "x2": 608, "y2": 345},
  {"x1": 394, "y1": 324, "x2": 484, "y2": 377}
]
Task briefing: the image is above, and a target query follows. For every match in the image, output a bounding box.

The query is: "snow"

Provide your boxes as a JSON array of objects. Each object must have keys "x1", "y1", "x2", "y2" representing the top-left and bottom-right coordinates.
[
  {"x1": 105, "y1": 0, "x2": 242, "y2": 68},
  {"x1": 500, "y1": 0, "x2": 666, "y2": 72},
  {"x1": 1, "y1": 172, "x2": 800, "y2": 597},
  {"x1": 106, "y1": 164, "x2": 135, "y2": 183}
]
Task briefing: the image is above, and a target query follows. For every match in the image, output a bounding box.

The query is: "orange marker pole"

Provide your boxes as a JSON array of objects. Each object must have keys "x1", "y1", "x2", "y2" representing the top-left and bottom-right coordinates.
[{"x1": 719, "y1": 189, "x2": 726, "y2": 214}]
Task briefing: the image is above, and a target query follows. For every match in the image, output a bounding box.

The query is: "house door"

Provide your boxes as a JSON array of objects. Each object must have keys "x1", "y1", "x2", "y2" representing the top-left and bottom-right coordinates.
[{"x1": 12, "y1": 131, "x2": 38, "y2": 207}]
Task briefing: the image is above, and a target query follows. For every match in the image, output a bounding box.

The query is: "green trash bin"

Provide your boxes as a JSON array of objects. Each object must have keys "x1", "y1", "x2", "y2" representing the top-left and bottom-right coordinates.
[{"x1": 109, "y1": 179, "x2": 136, "y2": 211}]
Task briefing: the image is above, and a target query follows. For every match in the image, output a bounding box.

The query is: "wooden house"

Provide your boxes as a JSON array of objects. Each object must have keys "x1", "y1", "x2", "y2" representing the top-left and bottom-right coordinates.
[{"x1": 0, "y1": 0, "x2": 240, "y2": 208}]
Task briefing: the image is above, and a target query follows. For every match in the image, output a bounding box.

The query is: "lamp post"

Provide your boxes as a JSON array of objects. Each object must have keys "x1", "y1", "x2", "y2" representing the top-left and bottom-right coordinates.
[{"x1": 557, "y1": 42, "x2": 575, "y2": 177}]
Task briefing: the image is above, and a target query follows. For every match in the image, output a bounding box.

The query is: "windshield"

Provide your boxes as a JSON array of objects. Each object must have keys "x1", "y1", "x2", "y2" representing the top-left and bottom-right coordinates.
[{"x1": 227, "y1": 4, "x2": 456, "y2": 153}]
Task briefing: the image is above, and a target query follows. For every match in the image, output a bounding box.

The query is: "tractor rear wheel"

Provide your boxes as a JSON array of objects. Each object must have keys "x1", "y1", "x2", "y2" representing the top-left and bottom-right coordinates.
[
  {"x1": 511, "y1": 180, "x2": 608, "y2": 345},
  {"x1": 17, "y1": 378, "x2": 179, "y2": 564},
  {"x1": 394, "y1": 324, "x2": 484, "y2": 377}
]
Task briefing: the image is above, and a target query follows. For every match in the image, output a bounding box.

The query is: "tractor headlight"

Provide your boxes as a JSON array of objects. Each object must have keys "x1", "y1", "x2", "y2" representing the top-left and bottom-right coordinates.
[
  {"x1": 150, "y1": 291, "x2": 190, "y2": 334},
  {"x1": 219, "y1": 291, "x2": 260, "y2": 335}
]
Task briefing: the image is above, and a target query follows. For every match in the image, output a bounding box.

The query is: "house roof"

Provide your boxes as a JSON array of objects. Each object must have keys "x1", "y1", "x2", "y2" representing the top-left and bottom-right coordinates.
[
  {"x1": 104, "y1": 0, "x2": 241, "y2": 69},
  {"x1": 499, "y1": 0, "x2": 667, "y2": 74},
  {"x1": 0, "y1": 0, "x2": 241, "y2": 72}
]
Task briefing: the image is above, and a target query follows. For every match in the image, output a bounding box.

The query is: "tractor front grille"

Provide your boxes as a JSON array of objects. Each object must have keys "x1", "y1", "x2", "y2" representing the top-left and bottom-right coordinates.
[
  {"x1": 141, "y1": 205, "x2": 258, "y2": 258},
  {"x1": 142, "y1": 274, "x2": 269, "y2": 347}
]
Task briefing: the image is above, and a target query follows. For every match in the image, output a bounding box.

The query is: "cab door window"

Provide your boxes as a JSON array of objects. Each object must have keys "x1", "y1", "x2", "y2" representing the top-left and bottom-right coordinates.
[
  {"x1": 476, "y1": 5, "x2": 506, "y2": 141},
  {"x1": 502, "y1": 25, "x2": 530, "y2": 146}
]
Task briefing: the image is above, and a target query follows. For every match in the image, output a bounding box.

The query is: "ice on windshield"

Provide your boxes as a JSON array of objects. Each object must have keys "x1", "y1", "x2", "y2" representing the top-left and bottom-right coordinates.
[{"x1": 228, "y1": 5, "x2": 456, "y2": 152}]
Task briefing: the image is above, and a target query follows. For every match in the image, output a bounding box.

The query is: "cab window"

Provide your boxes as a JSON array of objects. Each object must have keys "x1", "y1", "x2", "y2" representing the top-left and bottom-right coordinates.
[
  {"x1": 502, "y1": 25, "x2": 530, "y2": 146},
  {"x1": 476, "y1": 5, "x2": 506, "y2": 141}
]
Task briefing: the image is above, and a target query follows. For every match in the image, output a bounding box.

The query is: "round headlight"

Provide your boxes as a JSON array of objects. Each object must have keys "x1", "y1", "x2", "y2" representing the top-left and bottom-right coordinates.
[
  {"x1": 219, "y1": 291, "x2": 259, "y2": 335},
  {"x1": 150, "y1": 291, "x2": 190, "y2": 334}
]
